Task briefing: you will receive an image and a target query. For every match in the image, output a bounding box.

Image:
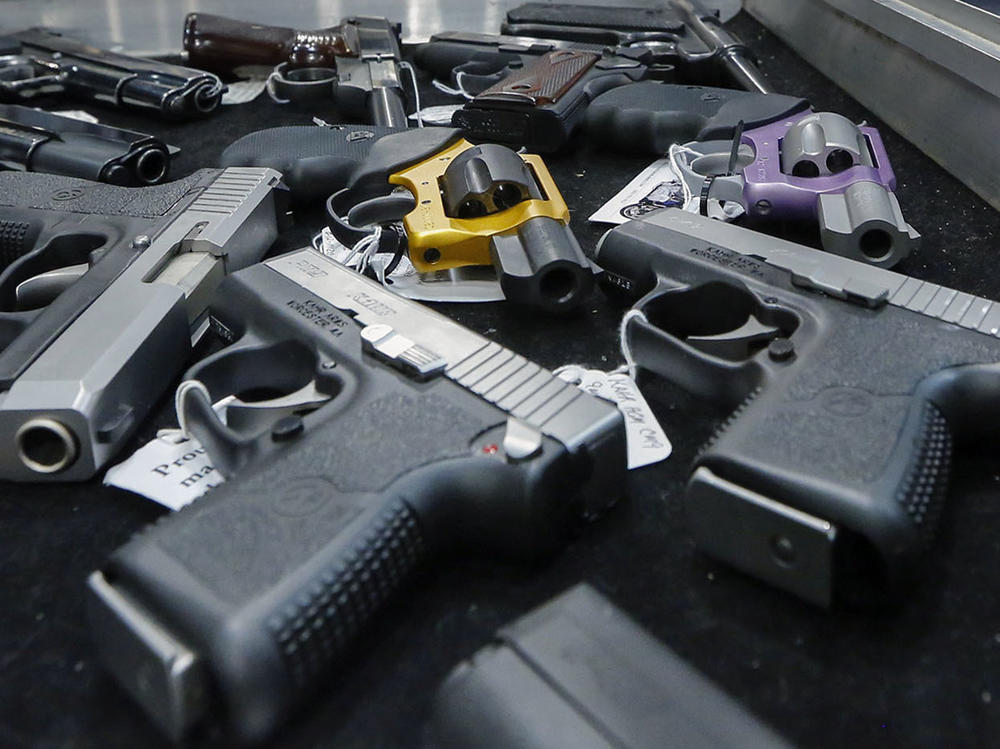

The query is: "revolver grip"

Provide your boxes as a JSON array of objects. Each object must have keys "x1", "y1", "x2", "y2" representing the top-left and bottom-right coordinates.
[
  {"x1": 585, "y1": 82, "x2": 809, "y2": 155},
  {"x1": 219, "y1": 125, "x2": 399, "y2": 204}
]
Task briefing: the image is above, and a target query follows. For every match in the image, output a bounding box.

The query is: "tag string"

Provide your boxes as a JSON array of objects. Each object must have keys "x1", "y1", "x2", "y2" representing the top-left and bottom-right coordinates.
[
  {"x1": 397, "y1": 61, "x2": 424, "y2": 128},
  {"x1": 619, "y1": 308, "x2": 648, "y2": 380}
]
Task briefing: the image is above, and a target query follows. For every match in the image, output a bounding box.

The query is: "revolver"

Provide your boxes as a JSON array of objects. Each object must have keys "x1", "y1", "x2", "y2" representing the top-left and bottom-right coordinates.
[
  {"x1": 183, "y1": 13, "x2": 409, "y2": 128},
  {"x1": 326, "y1": 127, "x2": 596, "y2": 312},
  {"x1": 596, "y1": 209, "x2": 1000, "y2": 607},
  {"x1": 86, "y1": 248, "x2": 626, "y2": 742},
  {"x1": 0, "y1": 167, "x2": 285, "y2": 481},
  {"x1": 0, "y1": 28, "x2": 224, "y2": 119},
  {"x1": 671, "y1": 110, "x2": 920, "y2": 266}
]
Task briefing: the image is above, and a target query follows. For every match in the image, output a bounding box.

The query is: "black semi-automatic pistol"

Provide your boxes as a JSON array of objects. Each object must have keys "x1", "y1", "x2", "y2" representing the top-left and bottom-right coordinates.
[
  {"x1": 87, "y1": 248, "x2": 626, "y2": 742},
  {"x1": 596, "y1": 209, "x2": 1000, "y2": 607}
]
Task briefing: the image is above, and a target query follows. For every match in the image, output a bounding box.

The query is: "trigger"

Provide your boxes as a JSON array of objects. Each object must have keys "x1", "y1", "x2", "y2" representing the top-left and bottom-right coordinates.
[
  {"x1": 346, "y1": 191, "x2": 417, "y2": 229},
  {"x1": 686, "y1": 314, "x2": 780, "y2": 360},
  {"x1": 223, "y1": 382, "x2": 332, "y2": 434},
  {"x1": 14, "y1": 263, "x2": 89, "y2": 310}
]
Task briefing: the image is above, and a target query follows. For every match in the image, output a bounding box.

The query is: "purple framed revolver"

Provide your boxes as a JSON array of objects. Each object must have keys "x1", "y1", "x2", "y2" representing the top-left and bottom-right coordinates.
[{"x1": 673, "y1": 110, "x2": 919, "y2": 267}]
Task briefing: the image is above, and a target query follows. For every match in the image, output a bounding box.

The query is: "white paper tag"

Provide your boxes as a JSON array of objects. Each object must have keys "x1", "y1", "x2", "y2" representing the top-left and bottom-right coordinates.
[
  {"x1": 410, "y1": 104, "x2": 462, "y2": 126},
  {"x1": 557, "y1": 367, "x2": 672, "y2": 469},
  {"x1": 103, "y1": 431, "x2": 223, "y2": 510},
  {"x1": 222, "y1": 78, "x2": 267, "y2": 105},
  {"x1": 313, "y1": 226, "x2": 505, "y2": 303},
  {"x1": 383, "y1": 258, "x2": 505, "y2": 302},
  {"x1": 589, "y1": 158, "x2": 742, "y2": 225},
  {"x1": 589, "y1": 159, "x2": 686, "y2": 225}
]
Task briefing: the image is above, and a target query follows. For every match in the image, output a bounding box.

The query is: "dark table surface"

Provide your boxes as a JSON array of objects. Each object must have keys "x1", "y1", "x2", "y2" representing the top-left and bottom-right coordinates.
[{"x1": 1, "y1": 12, "x2": 998, "y2": 749}]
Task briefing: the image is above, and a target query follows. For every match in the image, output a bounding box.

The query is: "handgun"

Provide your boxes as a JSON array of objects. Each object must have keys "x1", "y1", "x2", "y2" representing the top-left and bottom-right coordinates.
[
  {"x1": 0, "y1": 104, "x2": 176, "y2": 186},
  {"x1": 595, "y1": 209, "x2": 1000, "y2": 607},
  {"x1": 325, "y1": 127, "x2": 596, "y2": 312},
  {"x1": 670, "y1": 109, "x2": 919, "y2": 266},
  {"x1": 413, "y1": 31, "x2": 662, "y2": 152},
  {"x1": 0, "y1": 28, "x2": 224, "y2": 119},
  {"x1": 430, "y1": 584, "x2": 793, "y2": 749},
  {"x1": 0, "y1": 167, "x2": 285, "y2": 481},
  {"x1": 86, "y1": 248, "x2": 626, "y2": 743},
  {"x1": 502, "y1": 1, "x2": 771, "y2": 93},
  {"x1": 183, "y1": 13, "x2": 408, "y2": 128}
]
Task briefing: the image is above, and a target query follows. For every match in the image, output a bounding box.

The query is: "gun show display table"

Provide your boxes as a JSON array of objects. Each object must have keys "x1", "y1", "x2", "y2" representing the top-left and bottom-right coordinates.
[{"x1": 1, "y1": 6, "x2": 998, "y2": 749}]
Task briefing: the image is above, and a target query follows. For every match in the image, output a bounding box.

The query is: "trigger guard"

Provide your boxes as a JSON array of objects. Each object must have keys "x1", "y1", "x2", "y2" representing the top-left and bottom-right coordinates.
[
  {"x1": 674, "y1": 141, "x2": 751, "y2": 205},
  {"x1": 347, "y1": 192, "x2": 417, "y2": 228},
  {"x1": 452, "y1": 59, "x2": 513, "y2": 94},
  {"x1": 269, "y1": 62, "x2": 338, "y2": 104}
]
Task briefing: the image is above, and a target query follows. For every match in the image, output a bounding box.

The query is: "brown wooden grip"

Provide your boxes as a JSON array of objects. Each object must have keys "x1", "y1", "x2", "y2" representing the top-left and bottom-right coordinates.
[
  {"x1": 183, "y1": 13, "x2": 356, "y2": 71},
  {"x1": 473, "y1": 49, "x2": 599, "y2": 106}
]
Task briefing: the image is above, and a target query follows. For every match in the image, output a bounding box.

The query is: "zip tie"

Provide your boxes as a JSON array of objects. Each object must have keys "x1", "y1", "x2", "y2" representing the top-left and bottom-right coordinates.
[
  {"x1": 432, "y1": 71, "x2": 474, "y2": 100},
  {"x1": 265, "y1": 70, "x2": 291, "y2": 104},
  {"x1": 619, "y1": 308, "x2": 649, "y2": 381},
  {"x1": 668, "y1": 142, "x2": 699, "y2": 209},
  {"x1": 174, "y1": 380, "x2": 212, "y2": 439},
  {"x1": 398, "y1": 61, "x2": 423, "y2": 127}
]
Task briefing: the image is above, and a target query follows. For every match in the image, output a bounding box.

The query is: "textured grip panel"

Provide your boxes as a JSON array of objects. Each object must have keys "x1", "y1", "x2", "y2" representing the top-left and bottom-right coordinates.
[
  {"x1": 219, "y1": 125, "x2": 397, "y2": 202},
  {"x1": 476, "y1": 50, "x2": 597, "y2": 105},
  {"x1": 0, "y1": 168, "x2": 216, "y2": 217},
  {"x1": 896, "y1": 402, "x2": 952, "y2": 543},
  {"x1": 268, "y1": 497, "x2": 425, "y2": 689},
  {"x1": 0, "y1": 219, "x2": 32, "y2": 267}
]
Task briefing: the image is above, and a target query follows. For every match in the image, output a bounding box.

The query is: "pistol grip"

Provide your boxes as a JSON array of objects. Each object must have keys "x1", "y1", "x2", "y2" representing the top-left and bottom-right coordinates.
[
  {"x1": 92, "y1": 381, "x2": 561, "y2": 742},
  {"x1": 184, "y1": 13, "x2": 300, "y2": 70},
  {"x1": 0, "y1": 217, "x2": 42, "y2": 269},
  {"x1": 694, "y1": 374, "x2": 955, "y2": 607}
]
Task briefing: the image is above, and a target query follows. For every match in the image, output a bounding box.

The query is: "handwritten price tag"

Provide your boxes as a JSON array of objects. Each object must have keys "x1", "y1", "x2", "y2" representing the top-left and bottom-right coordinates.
[{"x1": 558, "y1": 368, "x2": 672, "y2": 469}]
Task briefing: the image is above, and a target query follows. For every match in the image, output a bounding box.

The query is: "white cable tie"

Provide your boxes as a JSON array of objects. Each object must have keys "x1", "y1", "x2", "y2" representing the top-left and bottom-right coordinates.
[
  {"x1": 619, "y1": 308, "x2": 649, "y2": 381},
  {"x1": 432, "y1": 74, "x2": 474, "y2": 101},
  {"x1": 265, "y1": 71, "x2": 291, "y2": 104},
  {"x1": 174, "y1": 380, "x2": 212, "y2": 439},
  {"x1": 398, "y1": 61, "x2": 423, "y2": 127},
  {"x1": 668, "y1": 142, "x2": 698, "y2": 208}
]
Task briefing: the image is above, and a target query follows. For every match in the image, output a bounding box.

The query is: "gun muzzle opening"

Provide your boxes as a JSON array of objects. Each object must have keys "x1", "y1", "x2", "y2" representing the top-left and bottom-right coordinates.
[
  {"x1": 16, "y1": 418, "x2": 78, "y2": 474},
  {"x1": 826, "y1": 149, "x2": 854, "y2": 174},
  {"x1": 191, "y1": 82, "x2": 223, "y2": 114},
  {"x1": 135, "y1": 148, "x2": 168, "y2": 185},
  {"x1": 791, "y1": 160, "x2": 820, "y2": 178},
  {"x1": 859, "y1": 228, "x2": 893, "y2": 262},
  {"x1": 539, "y1": 267, "x2": 579, "y2": 305}
]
